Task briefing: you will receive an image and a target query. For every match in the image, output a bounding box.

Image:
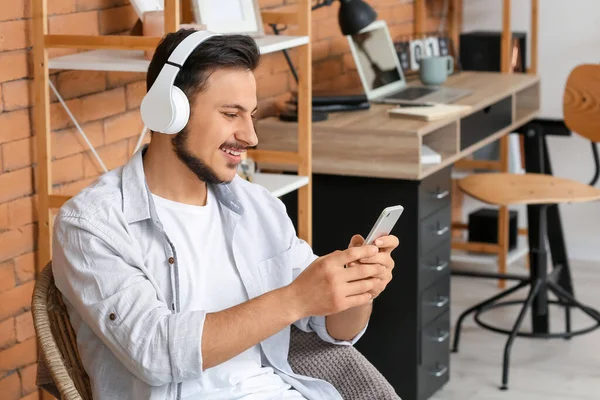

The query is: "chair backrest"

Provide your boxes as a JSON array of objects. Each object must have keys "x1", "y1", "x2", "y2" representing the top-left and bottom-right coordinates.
[
  {"x1": 31, "y1": 262, "x2": 93, "y2": 400},
  {"x1": 564, "y1": 64, "x2": 600, "y2": 143}
]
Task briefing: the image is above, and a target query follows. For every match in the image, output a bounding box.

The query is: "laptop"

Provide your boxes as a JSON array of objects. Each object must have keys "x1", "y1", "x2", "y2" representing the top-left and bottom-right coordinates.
[{"x1": 346, "y1": 20, "x2": 472, "y2": 105}]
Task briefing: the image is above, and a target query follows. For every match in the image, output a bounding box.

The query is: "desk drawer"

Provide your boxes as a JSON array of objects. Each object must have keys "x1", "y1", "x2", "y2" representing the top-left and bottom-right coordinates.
[
  {"x1": 421, "y1": 311, "x2": 451, "y2": 367},
  {"x1": 460, "y1": 95, "x2": 512, "y2": 150},
  {"x1": 418, "y1": 340, "x2": 450, "y2": 400},
  {"x1": 420, "y1": 276, "x2": 450, "y2": 328},
  {"x1": 419, "y1": 206, "x2": 451, "y2": 255},
  {"x1": 419, "y1": 240, "x2": 451, "y2": 291},
  {"x1": 419, "y1": 167, "x2": 451, "y2": 220}
]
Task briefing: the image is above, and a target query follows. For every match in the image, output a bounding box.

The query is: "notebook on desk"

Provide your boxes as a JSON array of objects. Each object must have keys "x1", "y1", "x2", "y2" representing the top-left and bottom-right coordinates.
[{"x1": 387, "y1": 103, "x2": 472, "y2": 121}]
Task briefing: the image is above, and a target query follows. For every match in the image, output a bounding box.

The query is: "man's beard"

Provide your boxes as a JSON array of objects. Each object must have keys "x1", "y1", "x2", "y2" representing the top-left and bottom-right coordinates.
[{"x1": 171, "y1": 128, "x2": 236, "y2": 185}]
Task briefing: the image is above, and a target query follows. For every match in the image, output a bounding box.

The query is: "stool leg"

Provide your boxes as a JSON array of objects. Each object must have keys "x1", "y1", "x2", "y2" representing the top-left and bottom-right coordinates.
[
  {"x1": 547, "y1": 281, "x2": 600, "y2": 323},
  {"x1": 501, "y1": 279, "x2": 542, "y2": 390},
  {"x1": 497, "y1": 205, "x2": 509, "y2": 289},
  {"x1": 527, "y1": 204, "x2": 550, "y2": 333},
  {"x1": 452, "y1": 281, "x2": 529, "y2": 353}
]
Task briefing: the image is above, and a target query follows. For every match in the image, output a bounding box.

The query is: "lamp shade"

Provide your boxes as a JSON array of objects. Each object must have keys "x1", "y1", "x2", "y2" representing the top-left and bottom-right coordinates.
[{"x1": 338, "y1": 0, "x2": 377, "y2": 35}]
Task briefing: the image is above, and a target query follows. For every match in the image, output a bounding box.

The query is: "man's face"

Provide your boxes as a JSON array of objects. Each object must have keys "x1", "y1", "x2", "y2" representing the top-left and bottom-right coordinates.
[{"x1": 172, "y1": 67, "x2": 258, "y2": 184}]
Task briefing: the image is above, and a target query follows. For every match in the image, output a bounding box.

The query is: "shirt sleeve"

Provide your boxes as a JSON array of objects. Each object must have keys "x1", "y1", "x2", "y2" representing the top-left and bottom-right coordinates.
[{"x1": 52, "y1": 215, "x2": 206, "y2": 387}]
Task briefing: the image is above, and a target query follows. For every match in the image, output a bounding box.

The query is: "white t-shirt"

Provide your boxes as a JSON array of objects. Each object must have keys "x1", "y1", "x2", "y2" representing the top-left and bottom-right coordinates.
[{"x1": 151, "y1": 186, "x2": 306, "y2": 400}]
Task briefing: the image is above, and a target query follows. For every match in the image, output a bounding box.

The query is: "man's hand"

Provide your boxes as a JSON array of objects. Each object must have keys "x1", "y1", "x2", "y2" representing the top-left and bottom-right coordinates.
[
  {"x1": 286, "y1": 245, "x2": 386, "y2": 318},
  {"x1": 346, "y1": 234, "x2": 399, "y2": 299}
]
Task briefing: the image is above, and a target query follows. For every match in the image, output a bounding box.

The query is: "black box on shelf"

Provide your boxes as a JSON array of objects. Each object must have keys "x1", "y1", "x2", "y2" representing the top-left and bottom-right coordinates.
[
  {"x1": 459, "y1": 31, "x2": 527, "y2": 73},
  {"x1": 468, "y1": 208, "x2": 518, "y2": 250}
]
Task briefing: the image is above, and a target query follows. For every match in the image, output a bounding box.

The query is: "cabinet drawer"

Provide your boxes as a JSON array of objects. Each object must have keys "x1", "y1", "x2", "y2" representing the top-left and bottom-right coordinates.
[
  {"x1": 420, "y1": 276, "x2": 450, "y2": 328},
  {"x1": 460, "y1": 95, "x2": 513, "y2": 150},
  {"x1": 419, "y1": 206, "x2": 451, "y2": 255},
  {"x1": 418, "y1": 343, "x2": 450, "y2": 400},
  {"x1": 421, "y1": 311, "x2": 451, "y2": 367},
  {"x1": 419, "y1": 240, "x2": 451, "y2": 291},
  {"x1": 419, "y1": 167, "x2": 451, "y2": 220}
]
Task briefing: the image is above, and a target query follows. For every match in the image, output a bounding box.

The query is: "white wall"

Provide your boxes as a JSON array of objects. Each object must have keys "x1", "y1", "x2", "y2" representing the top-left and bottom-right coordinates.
[{"x1": 461, "y1": 0, "x2": 600, "y2": 261}]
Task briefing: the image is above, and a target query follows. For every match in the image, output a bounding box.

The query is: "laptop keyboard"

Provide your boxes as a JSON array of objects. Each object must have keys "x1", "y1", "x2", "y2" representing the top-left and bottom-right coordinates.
[{"x1": 387, "y1": 87, "x2": 439, "y2": 101}]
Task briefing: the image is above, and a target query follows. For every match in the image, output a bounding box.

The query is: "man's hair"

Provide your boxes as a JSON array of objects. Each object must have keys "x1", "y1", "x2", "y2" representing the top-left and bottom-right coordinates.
[{"x1": 146, "y1": 29, "x2": 261, "y2": 105}]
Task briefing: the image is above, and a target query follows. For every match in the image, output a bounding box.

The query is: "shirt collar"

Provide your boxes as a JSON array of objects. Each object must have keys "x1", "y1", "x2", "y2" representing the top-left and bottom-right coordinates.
[{"x1": 121, "y1": 144, "x2": 244, "y2": 224}]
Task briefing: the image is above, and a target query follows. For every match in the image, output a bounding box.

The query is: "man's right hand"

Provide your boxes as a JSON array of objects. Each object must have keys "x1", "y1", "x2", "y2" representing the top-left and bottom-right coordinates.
[{"x1": 286, "y1": 245, "x2": 385, "y2": 318}]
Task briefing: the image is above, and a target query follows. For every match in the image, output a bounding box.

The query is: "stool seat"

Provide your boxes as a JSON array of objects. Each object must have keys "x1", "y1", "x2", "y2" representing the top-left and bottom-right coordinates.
[{"x1": 458, "y1": 173, "x2": 600, "y2": 206}]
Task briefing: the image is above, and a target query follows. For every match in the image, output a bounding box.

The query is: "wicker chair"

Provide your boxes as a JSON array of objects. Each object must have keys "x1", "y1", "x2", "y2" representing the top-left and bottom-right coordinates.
[{"x1": 32, "y1": 262, "x2": 400, "y2": 400}]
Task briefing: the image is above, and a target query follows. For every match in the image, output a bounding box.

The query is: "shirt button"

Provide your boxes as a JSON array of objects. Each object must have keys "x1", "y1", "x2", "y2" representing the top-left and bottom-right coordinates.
[
  {"x1": 109, "y1": 313, "x2": 116, "y2": 321},
  {"x1": 168, "y1": 257, "x2": 175, "y2": 265}
]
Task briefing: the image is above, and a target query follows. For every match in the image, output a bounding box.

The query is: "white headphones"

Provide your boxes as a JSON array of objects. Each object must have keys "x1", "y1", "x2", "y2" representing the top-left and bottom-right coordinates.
[{"x1": 140, "y1": 30, "x2": 221, "y2": 134}]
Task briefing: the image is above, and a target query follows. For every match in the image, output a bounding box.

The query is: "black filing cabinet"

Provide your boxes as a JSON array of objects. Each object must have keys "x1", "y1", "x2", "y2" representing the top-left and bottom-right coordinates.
[{"x1": 281, "y1": 166, "x2": 453, "y2": 400}]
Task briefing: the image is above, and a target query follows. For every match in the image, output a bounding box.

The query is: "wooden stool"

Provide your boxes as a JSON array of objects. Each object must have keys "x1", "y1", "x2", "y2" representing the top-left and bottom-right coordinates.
[{"x1": 451, "y1": 64, "x2": 600, "y2": 391}]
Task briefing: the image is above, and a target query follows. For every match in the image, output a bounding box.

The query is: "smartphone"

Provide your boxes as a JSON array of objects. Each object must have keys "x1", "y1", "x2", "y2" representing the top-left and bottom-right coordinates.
[{"x1": 364, "y1": 205, "x2": 404, "y2": 245}]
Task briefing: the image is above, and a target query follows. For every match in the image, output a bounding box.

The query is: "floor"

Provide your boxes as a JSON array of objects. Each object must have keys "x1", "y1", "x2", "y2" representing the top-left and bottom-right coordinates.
[{"x1": 431, "y1": 259, "x2": 600, "y2": 400}]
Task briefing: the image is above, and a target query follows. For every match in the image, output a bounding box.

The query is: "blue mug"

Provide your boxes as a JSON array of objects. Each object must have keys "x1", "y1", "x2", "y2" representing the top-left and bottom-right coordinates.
[{"x1": 419, "y1": 56, "x2": 454, "y2": 86}]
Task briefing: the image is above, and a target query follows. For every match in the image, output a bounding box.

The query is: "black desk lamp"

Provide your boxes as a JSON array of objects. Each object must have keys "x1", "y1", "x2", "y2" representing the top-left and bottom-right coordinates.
[{"x1": 273, "y1": 0, "x2": 377, "y2": 122}]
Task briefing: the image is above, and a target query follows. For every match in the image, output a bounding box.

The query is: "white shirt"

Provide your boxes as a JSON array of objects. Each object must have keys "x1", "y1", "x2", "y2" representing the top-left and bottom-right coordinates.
[{"x1": 152, "y1": 186, "x2": 306, "y2": 400}]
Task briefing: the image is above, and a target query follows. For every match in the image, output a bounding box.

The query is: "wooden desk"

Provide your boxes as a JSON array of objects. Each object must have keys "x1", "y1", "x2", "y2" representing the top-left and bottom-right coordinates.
[{"x1": 257, "y1": 71, "x2": 541, "y2": 400}]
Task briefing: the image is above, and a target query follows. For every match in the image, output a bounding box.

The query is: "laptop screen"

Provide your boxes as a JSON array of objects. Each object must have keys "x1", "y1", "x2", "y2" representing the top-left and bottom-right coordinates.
[{"x1": 347, "y1": 20, "x2": 407, "y2": 101}]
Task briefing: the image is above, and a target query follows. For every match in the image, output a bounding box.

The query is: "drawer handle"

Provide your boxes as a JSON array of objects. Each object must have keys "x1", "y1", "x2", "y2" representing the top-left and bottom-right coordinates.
[
  {"x1": 429, "y1": 364, "x2": 448, "y2": 378},
  {"x1": 428, "y1": 296, "x2": 449, "y2": 308},
  {"x1": 434, "y1": 190, "x2": 449, "y2": 200},
  {"x1": 429, "y1": 329, "x2": 450, "y2": 343},
  {"x1": 427, "y1": 261, "x2": 448, "y2": 272},
  {"x1": 435, "y1": 226, "x2": 449, "y2": 236}
]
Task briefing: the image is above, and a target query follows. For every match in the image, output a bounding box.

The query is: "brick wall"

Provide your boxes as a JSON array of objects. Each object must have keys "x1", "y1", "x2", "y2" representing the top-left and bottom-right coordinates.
[{"x1": 0, "y1": 0, "x2": 446, "y2": 398}]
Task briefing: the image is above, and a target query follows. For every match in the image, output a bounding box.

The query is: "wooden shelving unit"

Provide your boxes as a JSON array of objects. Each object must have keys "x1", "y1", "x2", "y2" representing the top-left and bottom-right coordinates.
[
  {"x1": 32, "y1": 0, "x2": 314, "y2": 275},
  {"x1": 413, "y1": 0, "x2": 539, "y2": 287}
]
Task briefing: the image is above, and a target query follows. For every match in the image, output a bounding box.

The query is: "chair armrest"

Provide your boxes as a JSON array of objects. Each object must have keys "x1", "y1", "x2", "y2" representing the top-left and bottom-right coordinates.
[{"x1": 288, "y1": 325, "x2": 401, "y2": 400}]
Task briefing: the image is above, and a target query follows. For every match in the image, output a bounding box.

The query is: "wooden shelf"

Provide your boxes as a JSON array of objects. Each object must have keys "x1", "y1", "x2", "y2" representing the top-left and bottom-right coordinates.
[
  {"x1": 451, "y1": 236, "x2": 529, "y2": 267},
  {"x1": 48, "y1": 34, "x2": 309, "y2": 72},
  {"x1": 252, "y1": 173, "x2": 309, "y2": 198}
]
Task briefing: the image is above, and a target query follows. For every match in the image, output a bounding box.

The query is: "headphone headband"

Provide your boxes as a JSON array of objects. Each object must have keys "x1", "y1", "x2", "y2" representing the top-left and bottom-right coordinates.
[{"x1": 140, "y1": 30, "x2": 222, "y2": 134}]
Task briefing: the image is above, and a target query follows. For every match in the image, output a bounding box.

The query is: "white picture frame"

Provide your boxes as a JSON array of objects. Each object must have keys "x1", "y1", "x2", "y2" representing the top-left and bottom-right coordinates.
[
  {"x1": 192, "y1": 0, "x2": 264, "y2": 36},
  {"x1": 424, "y1": 36, "x2": 440, "y2": 57},
  {"x1": 409, "y1": 39, "x2": 425, "y2": 70},
  {"x1": 130, "y1": 0, "x2": 164, "y2": 20}
]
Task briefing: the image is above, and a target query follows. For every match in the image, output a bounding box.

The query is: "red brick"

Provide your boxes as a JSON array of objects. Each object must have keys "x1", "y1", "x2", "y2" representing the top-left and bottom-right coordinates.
[
  {"x1": 2, "y1": 137, "x2": 34, "y2": 172},
  {"x1": 2, "y1": 79, "x2": 33, "y2": 111},
  {"x1": 76, "y1": 0, "x2": 129, "y2": 12},
  {"x1": 392, "y1": 4, "x2": 414, "y2": 24},
  {"x1": 56, "y1": 70, "x2": 106, "y2": 101},
  {"x1": 80, "y1": 87, "x2": 127, "y2": 123},
  {"x1": 330, "y1": 36, "x2": 349, "y2": 56},
  {"x1": 0, "y1": 337, "x2": 36, "y2": 373},
  {"x1": 15, "y1": 312, "x2": 34, "y2": 342},
  {"x1": 316, "y1": 20, "x2": 342, "y2": 41},
  {"x1": 6, "y1": 196, "x2": 36, "y2": 231},
  {"x1": 0, "y1": 109, "x2": 31, "y2": 145},
  {"x1": 48, "y1": 0, "x2": 77, "y2": 15},
  {"x1": 0, "y1": 84, "x2": 4, "y2": 113},
  {"x1": 13, "y1": 252, "x2": 34, "y2": 284},
  {"x1": 0, "y1": 203, "x2": 7, "y2": 230},
  {"x1": 52, "y1": 121, "x2": 104, "y2": 160},
  {"x1": 104, "y1": 111, "x2": 144, "y2": 144},
  {"x1": 0, "y1": 0, "x2": 31, "y2": 22},
  {"x1": 98, "y1": 5, "x2": 139, "y2": 35},
  {"x1": 106, "y1": 71, "x2": 145, "y2": 89},
  {"x1": 0, "y1": 260, "x2": 16, "y2": 293},
  {"x1": 49, "y1": 98, "x2": 82, "y2": 131},
  {"x1": 125, "y1": 81, "x2": 146, "y2": 110},
  {"x1": 257, "y1": 72, "x2": 289, "y2": 99},
  {"x1": 0, "y1": 50, "x2": 30, "y2": 84},
  {"x1": 311, "y1": 40, "x2": 331, "y2": 62},
  {"x1": 51, "y1": 154, "x2": 84, "y2": 185},
  {"x1": 0, "y1": 372, "x2": 20, "y2": 400},
  {"x1": 0, "y1": 168, "x2": 34, "y2": 204},
  {"x1": 0, "y1": 318, "x2": 15, "y2": 350},
  {"x1": 21, "y1": 391, "x2": 39, "y2": 400},
  {"x1": 48, "y1": 10, "x2": 99, "y2": 36},
  {"x1": 0, "y1": 20, "x2": 30, "y2": 52},
  {"x1": 83, "y1": 140, "x2": 129, "y2": 178},
  {"x1": 0, "y1": 281, "x2": 35, "y2": 321},
  {"x1": 313, "y1": 59, "x2": 342, "y2": 84},
  {"x1": 19, "y1": 363, "x2": 37, "y2": 396},
  {"x1": 0, "y1": 224, "x2": 35, "y2": 264}
]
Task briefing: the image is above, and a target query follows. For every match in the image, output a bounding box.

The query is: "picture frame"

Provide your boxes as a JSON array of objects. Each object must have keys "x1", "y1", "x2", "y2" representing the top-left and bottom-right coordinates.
[
  {"x1": 191, "y1": 0, "x2": 264, "y2": 36},
  {"x1": 424, "y1": 36, "x2": 440, "y2": 57},
  {"x1": 409, "y1": 39, "x2": 425, "y2": 70}
]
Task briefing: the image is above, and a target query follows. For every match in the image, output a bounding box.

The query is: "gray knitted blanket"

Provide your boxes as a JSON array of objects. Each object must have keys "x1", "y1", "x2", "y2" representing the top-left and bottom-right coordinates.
[{"x1": 288, "y1": 325, "x2": 401, "y2": 400}]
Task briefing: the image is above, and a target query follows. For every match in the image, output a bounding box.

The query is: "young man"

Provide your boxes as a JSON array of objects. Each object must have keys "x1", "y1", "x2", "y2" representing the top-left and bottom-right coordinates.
[{"x1": 52, "y1": 29, "x2": 399, "y2": 400}]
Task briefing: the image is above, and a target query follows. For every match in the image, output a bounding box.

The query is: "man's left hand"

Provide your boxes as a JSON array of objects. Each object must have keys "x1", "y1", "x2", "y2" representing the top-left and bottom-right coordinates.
[{"x1": 346, "y1": 234, "x2": 399, "y2": 299}]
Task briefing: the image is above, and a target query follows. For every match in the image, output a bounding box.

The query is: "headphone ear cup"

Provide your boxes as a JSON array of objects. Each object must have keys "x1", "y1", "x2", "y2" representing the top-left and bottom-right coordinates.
[{"x1": 165, "y1": 86, "x2": 190, "y2": 134}]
